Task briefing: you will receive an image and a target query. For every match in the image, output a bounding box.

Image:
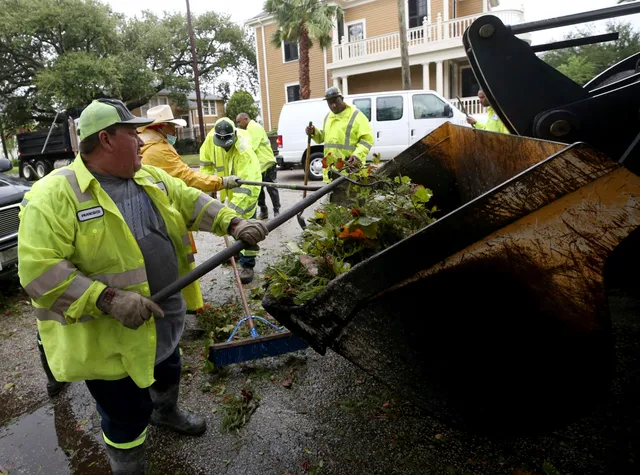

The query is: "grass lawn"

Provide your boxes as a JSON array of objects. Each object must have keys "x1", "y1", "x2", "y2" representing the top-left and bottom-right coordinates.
[{"x1": 182, "y1": 154, "x2": 200, "y2": 166}]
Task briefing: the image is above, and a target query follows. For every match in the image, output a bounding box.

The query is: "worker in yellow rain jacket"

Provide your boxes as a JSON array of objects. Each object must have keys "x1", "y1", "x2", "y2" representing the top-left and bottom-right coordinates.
[
  {"x1": 466, "y1": 89, "x2": 511, "y2": 134},
  {"x1": 139, "y1": 104, "x2": 240, "y2": 192},
  {"x1": 236, "y1": 112, "x2": 280, "y2": 220},
  {"x1": 199, "y1": 117, "x2": 262, "y2": 284},
  {"x1": 305, "y1": 87, "x2": 374, "y2": 183},
  {"x1": 18, "y1": 98, "x2": 268, "y2": 475}
]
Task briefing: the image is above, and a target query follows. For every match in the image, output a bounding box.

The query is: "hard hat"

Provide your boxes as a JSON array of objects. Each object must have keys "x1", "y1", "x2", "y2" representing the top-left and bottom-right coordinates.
[
  {"x1": 213, "y1": 117, "x2": 236, "y2": 148},
  {"x1": 324, "y1": 87, "x2": 343, "y2": 100}
]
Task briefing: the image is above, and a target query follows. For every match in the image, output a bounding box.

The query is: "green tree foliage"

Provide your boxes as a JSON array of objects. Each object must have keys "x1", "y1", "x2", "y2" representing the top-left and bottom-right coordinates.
[
  {"x1": 225, "y1": 90, "x2": 259, "y2": 122},
  {"x1": 542, "y1": 21, "x2": 640, "y2": 85},
  {"x1": 0, "y1": 0, "x2": 256, "y2": 131},
  {"x1": 264, "y1": 0, "x2": 342, "y2": 99}
]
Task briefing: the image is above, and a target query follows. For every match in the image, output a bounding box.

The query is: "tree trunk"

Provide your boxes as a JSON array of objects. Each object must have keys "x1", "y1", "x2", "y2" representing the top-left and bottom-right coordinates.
[
  {"x1": 0, "y1": 121, "x2": 9, "y2": 159},
  {"x1": 299, "y1": 26, "x2": 311, "y2": 99},
  {"x1": 398, "y1": 0, "x2": 411, "y2": 90}
]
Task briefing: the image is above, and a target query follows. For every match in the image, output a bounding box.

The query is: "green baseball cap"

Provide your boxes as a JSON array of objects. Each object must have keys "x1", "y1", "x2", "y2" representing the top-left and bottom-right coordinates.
[{"x1": 78, "y1": 98, "x2": 154, "y2": 141}]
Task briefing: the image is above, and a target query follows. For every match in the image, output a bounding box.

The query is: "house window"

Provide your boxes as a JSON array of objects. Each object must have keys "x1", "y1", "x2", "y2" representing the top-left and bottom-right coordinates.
[
  {"x1": 412, "y1": 94, "x2": 449, "y2": 119},
  {"x1": 461, "y1": 67, "x2": 480, "y2": 98},
  {"x1": 286, "y1": 84, "x2": 301, "y2": 103},
  {"x1": 283, "y1": 41, "x2": 299, "y2": 62},
  {"x1": 346, "y1": 20, "x2": 365, "y2": 42},
  {"x1": 408, "y1": 0, "x2": 428, "y2": 28},
  {"x1": 353, "y1": 98, "x2": 371, "y2": 121},
  {"x1": 203, "y1": 100, "x2": 217, "y2": 116},
  {"x1": 376, "y1": 96, "x2": 403, "y2": 121}
]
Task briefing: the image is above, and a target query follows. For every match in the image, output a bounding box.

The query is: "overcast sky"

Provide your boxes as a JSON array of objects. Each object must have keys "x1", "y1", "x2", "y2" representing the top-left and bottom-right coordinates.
[{"x1": 106, "y1": 0, "x2": 640, "y2": 45}]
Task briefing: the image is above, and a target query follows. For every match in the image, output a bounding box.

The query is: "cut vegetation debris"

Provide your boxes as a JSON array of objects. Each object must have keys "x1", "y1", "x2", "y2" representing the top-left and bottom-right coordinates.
[
  {"x1": 220, "y1": 388, "x2": 259, "y2": 434},
  {"x1": 264, "y1": 169, "x2": 435, "y2": 305}
]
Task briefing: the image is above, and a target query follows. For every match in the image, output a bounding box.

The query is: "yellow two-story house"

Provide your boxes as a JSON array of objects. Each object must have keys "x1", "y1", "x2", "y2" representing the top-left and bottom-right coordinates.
[{"x1": 247, "y1": 0, "x2": 528, "y2": 132}]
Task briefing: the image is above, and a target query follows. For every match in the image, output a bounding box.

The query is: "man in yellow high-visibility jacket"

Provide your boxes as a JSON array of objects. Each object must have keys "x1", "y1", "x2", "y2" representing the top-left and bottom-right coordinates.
[
  {"x1": 199, "y1": 117, "x2": 262, "y2": 284},
  {"x1": 236, "y1": 112, "x2": 280, "y2": 220},
  {"x1": 18, "y1": 98, "x2": 268, "y2": 475},
  {"x1": 466, "y1": 89, "x2": 511, "y2": 134},
  {"x1": 305, "y1": 87, "x2": 374, "y2": 183}
]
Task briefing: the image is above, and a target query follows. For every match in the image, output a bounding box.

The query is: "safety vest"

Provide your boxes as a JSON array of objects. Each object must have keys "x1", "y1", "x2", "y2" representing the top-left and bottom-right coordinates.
[
  {"x1": 311, "y1": 103, "x2": 374, "y2": 182},
  {"x1": 18, "y1": 157, "x2": 236, "y2": 388},
  {"x1": 474, "y1": 106, "x2": 511, "y2": 134},
  {"x1": 246, "y1": 120, "x2": 276, "y2": 173},
  {"x1": 199, "y1": 128, "x2": 262, "y2": 219}
]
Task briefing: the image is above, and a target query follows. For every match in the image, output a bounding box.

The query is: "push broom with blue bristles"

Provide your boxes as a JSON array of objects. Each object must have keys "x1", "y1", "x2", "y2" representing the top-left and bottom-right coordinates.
[{"x1": 209, "y1": 236, "x2": 309, "y2": 367}]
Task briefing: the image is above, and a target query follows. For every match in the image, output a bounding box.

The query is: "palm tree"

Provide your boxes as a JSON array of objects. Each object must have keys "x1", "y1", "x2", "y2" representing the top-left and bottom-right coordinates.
[{"x1": 264, "y1": 0, "x2": 342, "y2": 99}]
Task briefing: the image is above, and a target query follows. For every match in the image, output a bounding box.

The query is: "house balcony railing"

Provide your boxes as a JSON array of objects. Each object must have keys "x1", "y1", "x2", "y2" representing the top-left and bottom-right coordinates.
[{"x1": 331, "y1": 9, "x2": 525, "y2": 64}]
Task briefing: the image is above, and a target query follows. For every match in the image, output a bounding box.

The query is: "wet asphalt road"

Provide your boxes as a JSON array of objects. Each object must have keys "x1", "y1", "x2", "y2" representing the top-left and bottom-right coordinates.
[{"x1": 1, "y1": 168, "x2": 640, "y2": 474}]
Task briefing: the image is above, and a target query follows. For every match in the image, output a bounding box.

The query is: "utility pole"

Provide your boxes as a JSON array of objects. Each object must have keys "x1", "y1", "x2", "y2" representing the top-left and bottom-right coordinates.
[
  {"x1": 186, "y1": 0, "x2": 206, "y2": 146},
  {"x1": 398, "y1": 0, "x2": 411, "y2": 89}
]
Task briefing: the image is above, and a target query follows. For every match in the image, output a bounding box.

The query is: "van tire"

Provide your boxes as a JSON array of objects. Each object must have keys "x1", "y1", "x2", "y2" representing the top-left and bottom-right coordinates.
[{"x1": 307, "y1": 152, "x2": 324, "y2": 181}]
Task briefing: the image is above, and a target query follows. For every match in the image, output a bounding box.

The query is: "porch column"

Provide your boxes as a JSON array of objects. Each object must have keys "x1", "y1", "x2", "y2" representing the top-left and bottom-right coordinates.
[
  {"x1": 422, "y1": 63, "x2": 431, "y2": 90},
  {"x1": 483, "y1": 0, "x2": 489, "y2": 13},
  {"x1": 436, "y1": 60, "x2": 444, "y2": 95},
  {"x1": 444, "y1": 60, "x2": 450, "y2": 98},
  {"x1": 444, "y1": 0, "x2": 449, "y2": 21},
  {"x1": 342, "y1": 76, "x2": 349, "y2": 95},
  {"x1": 333, "y1": 76, "x2": 340, "y2": 89},
  {"x1": 452, "y1": 62, "x2": 460, "y2": 98}
]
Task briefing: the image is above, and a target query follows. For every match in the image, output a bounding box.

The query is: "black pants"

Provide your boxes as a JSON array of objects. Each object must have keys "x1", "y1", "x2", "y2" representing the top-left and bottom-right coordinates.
[
  {"x1": 85, "y1": 345, "x2": 181, "y2": 448},
  {"x1": 257, "y1": 164, "x2": 281, "y2": 210}
]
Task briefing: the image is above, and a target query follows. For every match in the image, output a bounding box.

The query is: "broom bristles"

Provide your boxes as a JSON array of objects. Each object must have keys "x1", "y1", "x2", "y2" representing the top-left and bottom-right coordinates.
[{"x1": 210, "y1": 331, "x2": 309, "y2": 367}]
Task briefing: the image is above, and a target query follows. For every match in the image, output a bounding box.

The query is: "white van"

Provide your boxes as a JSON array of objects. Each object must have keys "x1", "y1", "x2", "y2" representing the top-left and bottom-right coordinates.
[{"x1": 276, "y1": 89, "x2": 470, "y2": 180}]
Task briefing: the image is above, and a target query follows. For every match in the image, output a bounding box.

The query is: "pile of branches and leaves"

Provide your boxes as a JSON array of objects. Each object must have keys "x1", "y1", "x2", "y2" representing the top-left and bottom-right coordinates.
[
  {"x1": 264, "y1": 159, "x2": 436, "y2": 306},
  {"x1": 220, "y1": 388, "x2": 259, "y2": 434}
]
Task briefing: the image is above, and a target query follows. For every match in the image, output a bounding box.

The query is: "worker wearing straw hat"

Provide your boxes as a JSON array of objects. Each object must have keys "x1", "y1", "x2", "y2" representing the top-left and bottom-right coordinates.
[{"x1": 139, "y1": 104, "x2": 240, "y2": 193}]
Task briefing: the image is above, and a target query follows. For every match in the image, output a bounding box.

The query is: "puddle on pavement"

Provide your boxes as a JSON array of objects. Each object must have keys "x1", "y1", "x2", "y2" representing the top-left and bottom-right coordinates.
[{"x1": 0, "y1": 393, "x2": 109, "y2": 474}]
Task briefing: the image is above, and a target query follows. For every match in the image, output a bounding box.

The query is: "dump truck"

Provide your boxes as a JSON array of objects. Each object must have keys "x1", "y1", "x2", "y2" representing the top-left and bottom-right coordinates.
[
  {"x1": 258, "y1": 3, "x2": 640, "y2": 433},
  {"x1": 16, "y1": 111, "x2": 79, "y2": 180}
]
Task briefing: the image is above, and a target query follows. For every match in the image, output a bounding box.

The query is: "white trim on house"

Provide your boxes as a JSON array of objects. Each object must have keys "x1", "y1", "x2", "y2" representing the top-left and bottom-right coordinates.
[
  {"x1": 323, "y1": 46, "x2": 328, "y2": 91},
  {"x1": 255, "y1": 30, "x2": 264, "y2": 125},
  {"x1": 284, "y1": 82, "x2": 301, "y2": 103},
  {"x1": 260, "y1": 22, "x2": 272, "y2": 131},
  {"x1": 282, "y1": 40, "x2": 299, "y2": 63}
]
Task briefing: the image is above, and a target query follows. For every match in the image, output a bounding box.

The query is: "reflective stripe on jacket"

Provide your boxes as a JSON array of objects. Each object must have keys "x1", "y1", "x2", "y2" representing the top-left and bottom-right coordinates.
[
  {"x1": 311, "y1": 103, "x2": 374, "y2": 182},
  {"x1": 18, "y1": 157, "x2": 236, "y2": 388},
  {"x1": 473, "y1": 106, "x2": 511, "y2": 134},
  {"x1": 246, "y1": 120, "x2": 276, "y2": 173},
  {"x1": 198, "y1": 128, "x2": 261, "y2": 218},
  {"x1": 140, "y1": 129, "x2": 224, "y2": 193}
]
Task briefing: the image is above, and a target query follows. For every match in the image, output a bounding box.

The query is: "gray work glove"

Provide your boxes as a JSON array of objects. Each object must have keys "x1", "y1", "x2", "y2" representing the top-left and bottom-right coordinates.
[
  {"x1": 231, "y1": 219, "x2": 269, "y2": 246},
  {"x1": 222, "y1": 175, "x2": 240, "y2": 189},
  {"x1": 97, "y1": 288, "x2": 164, "y2": 330}
]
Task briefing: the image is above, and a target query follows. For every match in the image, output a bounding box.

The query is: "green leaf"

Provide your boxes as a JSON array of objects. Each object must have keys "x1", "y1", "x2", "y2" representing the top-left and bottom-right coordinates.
[
  {"x1": 202, "y1": 359, "x2": 215, "y2": 374},
  {"x1": 304, "y1": 447, "x2": 313, "y2": 454},
  {"x1": 412, "y1": 186, "x2": 433, "y2": 204},
  {"x1": 372, "y1": 153, "x2": 381, "y2": 164},
  {"x1": 3, "y1": 382, "x2": 16, "y2": 391}
]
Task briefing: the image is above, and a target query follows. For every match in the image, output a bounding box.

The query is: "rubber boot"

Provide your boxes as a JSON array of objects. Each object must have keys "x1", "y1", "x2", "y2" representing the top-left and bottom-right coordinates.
[
  {"x1": 257, "y1": 206, "x2": 269, "y2": 220},
  {"x1": 273, "y1": 207, "x2": 280, "y2": 217},
  {"x1": 38, "y1": 342, "x2": 67, "y2": 397},
  {"x1": 105, "y1": 443, "x2": 146, "y2": 475},
  {"x1": 149, "y1": 383, "x2": 206, "y2": 436},
  {"x1": 239, "y1": 267, "x2": 254, "y2": 285}
]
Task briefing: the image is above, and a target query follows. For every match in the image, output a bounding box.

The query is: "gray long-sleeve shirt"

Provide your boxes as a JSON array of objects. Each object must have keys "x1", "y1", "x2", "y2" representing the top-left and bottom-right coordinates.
[{"x1": 94, "y1": 173, "x2": 185, "y2": 364}]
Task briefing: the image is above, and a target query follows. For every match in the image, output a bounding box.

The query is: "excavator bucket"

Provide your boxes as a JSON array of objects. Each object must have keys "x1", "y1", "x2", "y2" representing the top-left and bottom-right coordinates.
[{"x1": 264, "y1": 122, "x2": 640, "y2": 432}]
